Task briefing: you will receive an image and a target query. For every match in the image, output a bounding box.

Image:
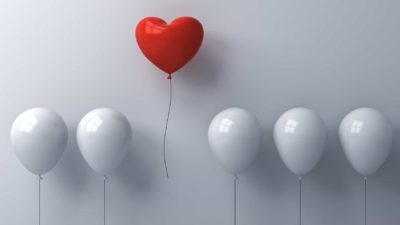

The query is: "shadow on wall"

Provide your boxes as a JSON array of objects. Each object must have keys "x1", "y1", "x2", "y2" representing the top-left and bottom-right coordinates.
[
  {"x1": 246, "y1": 120, "x2": 288, "y2": 191},
  {"x1": 178, "y1": 35, "x2": 225, "y2": 88},
  {"x1": 309, "y1": 130, "x2": 354, "y2": 193},
  {"x1": 114, "y1": 124, "x2": 158, "y2": 193},
  {"x1": 52, "y1": 122, "x2": 159, "y2": 195},
  {"x1": 374, "y1": 122, "x2": 400, "y2": 192},
  {"x1": 51, "y1": 126, "x2": 91, "y2": 194},
  {"x1": 244, "y1": 123, "x2": 364, "y2": 195},
  {"x1": 309, "y1": 122, "x2": 400, "y2": 196}
]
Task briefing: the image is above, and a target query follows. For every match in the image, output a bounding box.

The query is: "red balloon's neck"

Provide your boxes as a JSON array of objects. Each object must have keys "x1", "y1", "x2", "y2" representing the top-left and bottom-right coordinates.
[{"x1": 167, "y1": 73, "x2": 172, "y2": 79}]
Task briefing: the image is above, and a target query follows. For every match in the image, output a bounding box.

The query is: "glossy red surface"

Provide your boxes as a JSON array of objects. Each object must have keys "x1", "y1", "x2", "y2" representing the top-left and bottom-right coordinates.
[{"x1": 136, "y1": 17, "x2": 204, "y2": 79}]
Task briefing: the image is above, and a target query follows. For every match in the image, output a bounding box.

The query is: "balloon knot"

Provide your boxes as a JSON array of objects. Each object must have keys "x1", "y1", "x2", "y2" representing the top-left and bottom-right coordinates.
[
  {"x1": 104, "y1": 175, "x2": 108, "y2": 181},
  {"x1": 167, "y1": 74, "x2": 172, "y2": 79},
  {"x1": 39, "y1": 175, "x2": 43, "y2": 180}
]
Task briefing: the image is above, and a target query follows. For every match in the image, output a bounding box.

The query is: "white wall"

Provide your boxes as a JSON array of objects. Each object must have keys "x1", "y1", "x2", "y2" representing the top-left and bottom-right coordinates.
[{"x1": 1, "y1": 0, "x2": 400, "y2": 224}]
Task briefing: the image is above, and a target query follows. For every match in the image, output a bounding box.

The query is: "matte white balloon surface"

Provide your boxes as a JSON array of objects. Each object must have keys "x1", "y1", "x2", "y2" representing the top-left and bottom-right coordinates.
[
  {"x1": 339, "y1": 108, "x2": 393, "y2": 176},
  {"x1": 274, "y1": 108, "x2": 327, "y2": 176},
  {"x1": 77, "y1": 108, "x2": 132, "y2": 175},
  {"x1": 10, "y1": 108, "x2": 68, "y2": 175},
  {"x1": 208, "y1": 108, "x2": 261, "y2": 175}
]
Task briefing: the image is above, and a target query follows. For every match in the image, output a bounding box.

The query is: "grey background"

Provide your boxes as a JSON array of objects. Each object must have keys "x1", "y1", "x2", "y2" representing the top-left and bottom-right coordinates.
[{"x1": 1, "y1": 0, "x2": 400, "y2": 224}]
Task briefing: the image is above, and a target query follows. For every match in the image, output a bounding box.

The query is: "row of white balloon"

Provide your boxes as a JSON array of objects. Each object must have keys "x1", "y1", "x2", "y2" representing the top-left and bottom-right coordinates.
[
  {"x1": 11, "y1": 108, "x2": 132, "y2": 177},
  {"x1": 209, "y1": 107, "x2": 393, "y2": 178},
  {"x1": 11, "y1": 107, "x2": 393, "y2": 179}
]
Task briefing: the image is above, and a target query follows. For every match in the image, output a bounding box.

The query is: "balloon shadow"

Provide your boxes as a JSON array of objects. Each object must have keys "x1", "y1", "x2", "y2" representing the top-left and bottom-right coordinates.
[
  {"x1": 50, "y1": 126, "x2": 92, "y2": 194},
  {"x1": 244, "y1": 119, "x2": 288, "y2": 191},
  {"x1": 308, "y1": 130, "x2": 354, "y2": 193},
  {"x1": 178, "y1": 34, "x2": 225, "y2": 87},
  {"x1": 373, "y1": 122, "x2": 400, "y2": 192},
  {"x1": 113, "y1": 125, "x2": 158, "y2": 194}
]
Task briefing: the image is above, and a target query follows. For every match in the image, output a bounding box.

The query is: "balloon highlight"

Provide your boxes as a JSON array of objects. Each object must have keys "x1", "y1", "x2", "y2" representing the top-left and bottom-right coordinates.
[
  {"x1": 11, "y1": 108, "x2": 68, "y2": 175},
  {"x1": 77, "y1": 108, "x2": 132, "y2": 175},
  {"x1": 274, "y1": 108, "x2": 327, "y2": 176},
  {"x1": 339, "y1": 108, "x2": 393, "y2": 176},
  {"x1": 208, "y1": 108, "x2": 261, "y2": 175}
]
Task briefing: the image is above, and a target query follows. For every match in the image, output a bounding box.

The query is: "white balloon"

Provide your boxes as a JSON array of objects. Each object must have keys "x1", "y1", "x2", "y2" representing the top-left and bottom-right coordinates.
[
  {"x1": 77, "y1": 108, "x2": 132, "y2": 175},
  {"x1": 274, "y1": 108, "x2": 327, "y2": 176},
  {"x1": 10, "y1": 108, "x2": 68, "y2": 175},
  {"x1": 339, "y1": 108, "x2": 393, "y2": 176},
  {"x1": 208, "y1": 108, "x2": 261, "y2": 175}
]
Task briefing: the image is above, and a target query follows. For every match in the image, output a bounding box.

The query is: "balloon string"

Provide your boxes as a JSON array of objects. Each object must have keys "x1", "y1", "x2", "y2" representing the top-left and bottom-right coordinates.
[
  {"x1": 234, "y1": 174, "x2": 238, "y2": 225},
  {"x1": 38, "y1": 175, "x2": 43, "y2": 225},
  {"x1": 299, "y1": 176, "x2": 302, "y2": 225},
  {"x1": 163, "y1": 78, "x2": 172, "y2": 179},
  {"x1": 364, "y1": 176, "x2": 367, "y2": 225},
  {"x1": 104, "y1": 175, "x2": 107, "y2": 225}
]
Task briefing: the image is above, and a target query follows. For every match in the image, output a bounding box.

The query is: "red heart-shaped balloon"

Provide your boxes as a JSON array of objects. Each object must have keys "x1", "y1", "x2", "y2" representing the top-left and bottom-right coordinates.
[{"x1": 136, "y1": 17, "x2": 204, "y2": 79}]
